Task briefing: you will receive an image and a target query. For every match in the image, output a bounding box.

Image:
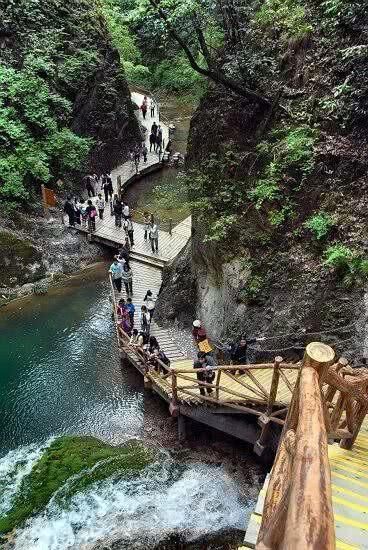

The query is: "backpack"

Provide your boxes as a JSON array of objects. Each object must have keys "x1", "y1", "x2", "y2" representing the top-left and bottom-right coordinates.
[{"x1": 90, "y1": 207, "x2": 97, "y2": 218}]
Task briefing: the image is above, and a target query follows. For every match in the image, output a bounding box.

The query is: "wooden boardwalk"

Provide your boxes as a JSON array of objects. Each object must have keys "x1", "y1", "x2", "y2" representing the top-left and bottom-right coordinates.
[{"x1": 67, "y1": 89, "x2": 191, "y2": 267}]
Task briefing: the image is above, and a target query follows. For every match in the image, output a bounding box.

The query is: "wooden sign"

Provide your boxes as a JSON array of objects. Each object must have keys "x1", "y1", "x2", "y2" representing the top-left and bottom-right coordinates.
[
  {"x1": 198, "y1": 339, "x2": 213, "y2": 353},
  {"x1": 41, "y1": 185, "x2": 56, "y2": 207}
]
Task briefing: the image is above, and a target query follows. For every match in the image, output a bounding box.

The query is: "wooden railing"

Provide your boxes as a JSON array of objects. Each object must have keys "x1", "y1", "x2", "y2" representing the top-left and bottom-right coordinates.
[{"x1": 256, "y1": 342, "x2": 336, "y2": 549}]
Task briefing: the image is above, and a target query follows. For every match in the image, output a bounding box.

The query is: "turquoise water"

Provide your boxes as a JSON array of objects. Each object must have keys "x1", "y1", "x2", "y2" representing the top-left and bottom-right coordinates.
[{"x1": 0, "y1": 265, "x2": 144, "y2": 456}]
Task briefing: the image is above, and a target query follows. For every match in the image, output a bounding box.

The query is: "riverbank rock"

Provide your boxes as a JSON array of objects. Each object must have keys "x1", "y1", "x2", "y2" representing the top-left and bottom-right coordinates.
[
  {"x1": 0, "y1": 230, "x2": 46, "y2": 288},
  {"x1": 0, "y1": 215, "x2": 107, "y2": 303}
]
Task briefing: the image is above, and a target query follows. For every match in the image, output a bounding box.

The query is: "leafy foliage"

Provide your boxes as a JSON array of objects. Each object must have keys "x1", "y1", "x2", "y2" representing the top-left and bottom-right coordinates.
[
  {"x1": 256, "y1": 0, "x2": 312, "y2": 41},
  {"x1": 304, "y1": 212, "x2": 335, "y2": 240},
  {"x1": 324, "y1": 244, "x2": 368, "y2": 285},
  {"x1": 249, "y1": 125, "x2": 318, "y2": 208},
  {"x1": 0, "y1": 65, "x2": 91, "y2": 200}
]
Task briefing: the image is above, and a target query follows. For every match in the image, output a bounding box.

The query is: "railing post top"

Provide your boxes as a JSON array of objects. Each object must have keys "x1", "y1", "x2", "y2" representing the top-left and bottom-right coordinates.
[
  {"x1": 304, "y1": 342, "x2": 335, "y2": 371},
  {"x1": 274, "y1": 356, "x2": 283, "y2": 365}
]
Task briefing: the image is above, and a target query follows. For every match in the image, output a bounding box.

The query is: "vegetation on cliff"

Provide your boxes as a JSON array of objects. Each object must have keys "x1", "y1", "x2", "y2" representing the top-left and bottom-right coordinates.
[
  {"x1": 0, "y1": 436, "x2": 154, "y2": 534},
  {"x1": 152, "y1": 0, "x2": 368, "y2": 356},
  {"x1": 0, "y1": 0, "x2": 139, "y2": 206}
]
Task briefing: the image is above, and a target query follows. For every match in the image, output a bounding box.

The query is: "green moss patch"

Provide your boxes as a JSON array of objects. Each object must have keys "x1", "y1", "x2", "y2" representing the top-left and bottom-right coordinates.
[{"x1": 0, "y1": 436, "x2": 154, "y2": 534}]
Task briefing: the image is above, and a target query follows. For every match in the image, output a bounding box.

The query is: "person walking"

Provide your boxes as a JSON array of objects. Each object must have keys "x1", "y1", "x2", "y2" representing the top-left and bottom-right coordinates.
[
  {"x1": 143, "y1": 290, "x2": 156, "y2": 319},
  {"x1": 155, "y1": 126, "x2": 163, "y2": 153},
  {"x1": 106, "y1": 173, "x2": 113, "y2": 200},
  {"x1": 149, "y1": 221, "x2": 159, "y2": 253},
  {"x1": 63, "y1": 196, "x2": 75, "y2": 227},
  {"x1": 122, "y1": 262, "x2": 133, "y2": 297},
  {"x1": 96, "y1": 194, "x2": 105, "y2": 220},
  {"x1": 123, "y1": 202, "x2": 130, "y2": 220},
  {"x1": 124, "y1": 216, "x2": 135, "y2": 247},
  {"x1": 86, "y1": 199, "x2": 97, "y2": 232},
  {"x1": 109, "y1": 259, "x2": 123, "y2": 293},
  {"x1": 113, "y1": 197, "x2": 123, "y2": 227},
  {"x1": 79, "y1": 199, "x2": 88, "y2": 228},
  {"x1": 151, "y1": 121, "x2": 158, "y2": 137},
  {"x1": 142, "y1": 143, "x2": 148, "y2": 163},
  {"x1": 101, "y1": 176, "x2": 110, "y2": 203},
  {"x1": 149, "y1": 132, "x2": 156, "y2": 153},
  {"x1": 230, "y1": 335, "x2": 265, "y2": 373},
  {"x1": 192, "y1": 320, "x2": 207, "y2": 345},
  {"x1": 194, "y1": 353, "x2": 215, "y2": 396},
  {"x1": 126, "y1": 297, "x2": 135, "y2": 327},
  {"x1": 150, "y1": 99, "x2": 155, "y2": 118},
  {"x1": 141, "y1": 101, "x2": 147, "y2": 120},
  {"x1": 143, "y1": 211, "x2": 150, "y2": 241},
  {"x1": 139, "y1": 305, "x2": 151, "y2": 338},
  {"x1": 84, "y1": 175, "x2": 95, "y2": 198},
  {"x1": 134, "y1": 146, "x2": 140, "y2": 174},
  {"x1": 73, "y1": 197, "x2": 81, "y2": 225}
]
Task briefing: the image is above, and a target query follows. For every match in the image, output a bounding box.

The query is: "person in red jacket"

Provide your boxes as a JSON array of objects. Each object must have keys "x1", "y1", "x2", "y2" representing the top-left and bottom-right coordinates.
[{"x1": 192, "y1": 320, "x2": 207, "y2": 344}]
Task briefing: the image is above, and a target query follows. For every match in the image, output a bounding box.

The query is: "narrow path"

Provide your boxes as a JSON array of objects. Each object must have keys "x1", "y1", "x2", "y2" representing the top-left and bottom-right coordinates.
[{"x1": 111, "y1": 91, "x2": 169, "y2": 191}]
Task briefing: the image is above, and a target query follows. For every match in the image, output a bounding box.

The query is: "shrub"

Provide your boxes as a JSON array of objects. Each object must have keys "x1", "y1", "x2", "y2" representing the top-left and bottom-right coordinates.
[
  {"x1": 324, "y1": 243, "x2": 368, "y2": 285},
  {"x1": 152, "y1": 56, "x2": 204, "y2": 92},
  {"x1": 256, "y1": 0, "x2": 312, "y2": 41},
  {"x1": 324, "y1": 243, "x2": 353, "y2": 270},
  {"x1": 304, "y1": 212, "x2": 335, "y2": 240},
  {"x1": 123, "y1": 62, "x2": 152, "y2": 87},
  {"x1": 0, "y1": 65, "x2": 92, "y2": 200},
  {"x1": 249, "y1": 125, "x2": 317, "y2": 208}
]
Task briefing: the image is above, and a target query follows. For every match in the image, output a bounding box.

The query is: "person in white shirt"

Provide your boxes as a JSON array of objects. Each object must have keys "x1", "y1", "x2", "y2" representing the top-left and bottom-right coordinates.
[
  {"x1": 96, "y1": 194, "x2": 105, "y2": 220},
  {"x1": 149, "y1": 222, "x2": 158, "y2": 253},
  {"x1": 143, "y1": 290, "x2": 156, "y2": 319},
  {"x1": 109, "y1": 260, "x2": 123, "y2": 293},
  {"x1": 139, "y1": 305, "x2": 151, "y2": 337},
  {"x1": 150, "y1": 100, "x2": 155, "y2": 117},
  {"x1": 123, "y1": 202, "x2": 130, "y2": 220},
  {"x1": 124, "y1": 217, "x2": 135, "y2": 247}
]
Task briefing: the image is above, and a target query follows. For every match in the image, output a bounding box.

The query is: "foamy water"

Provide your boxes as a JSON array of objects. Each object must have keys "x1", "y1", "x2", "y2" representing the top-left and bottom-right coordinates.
[
  {"x1": 0, "y1": 439, "x2": 55, "y2": 516},
  {"x1": 0, "y1": 441, "x2": 249, "y2": 550}
]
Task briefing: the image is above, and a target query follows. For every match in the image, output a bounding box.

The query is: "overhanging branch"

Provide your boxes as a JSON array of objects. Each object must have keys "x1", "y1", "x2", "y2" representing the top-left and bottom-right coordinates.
[{"x1": 148, "y1": 0, "x2": 271, "y2": 107}]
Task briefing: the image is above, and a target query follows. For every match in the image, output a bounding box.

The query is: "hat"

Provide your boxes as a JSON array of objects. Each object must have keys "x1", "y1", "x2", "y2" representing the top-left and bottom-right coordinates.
[{"x1": 193, "y1": 320, "x2": 201, "y2": 328}]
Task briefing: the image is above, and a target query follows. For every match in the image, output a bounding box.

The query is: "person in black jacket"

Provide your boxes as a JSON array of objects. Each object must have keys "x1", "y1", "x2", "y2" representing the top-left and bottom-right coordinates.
[
  {"x1": 63, "y1": 196, "x2": 75, "y2": 227},
  {"x1": 114, "y1": 197, "x2": 123, "y2": 227},
  {"x1": 231, "y1": 335, "x2": 265, "y2": 373}
]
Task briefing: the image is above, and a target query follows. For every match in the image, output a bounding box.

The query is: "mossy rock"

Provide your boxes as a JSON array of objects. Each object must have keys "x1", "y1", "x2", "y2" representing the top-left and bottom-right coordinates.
[
  {"x1": 0, "y1": 230, "x2": 45, "y2": 287},
  {"x1": 0, "y1": 436, "x2": 154, "y2": 534}
]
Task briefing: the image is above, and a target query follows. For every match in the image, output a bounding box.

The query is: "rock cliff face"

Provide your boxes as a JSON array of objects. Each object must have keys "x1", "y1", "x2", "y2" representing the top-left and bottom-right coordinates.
[{"x1": 156, "y1": 0, "x2": 368, "y2": 364}]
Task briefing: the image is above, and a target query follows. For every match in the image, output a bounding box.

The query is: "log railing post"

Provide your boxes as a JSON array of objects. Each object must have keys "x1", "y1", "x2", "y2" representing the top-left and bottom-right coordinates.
[
  {"x1": 169, "y1": 371, "x2": 179, "y2": 417},
  {"x1": 216, "y1": 369, "x2": 221, "y2": 400},
  {"x1": 257, "y1": 342, "x2": 335, "y2": 550},
  {"x1": 254, "y1": 356, "x2": 283, "y2": 456}
]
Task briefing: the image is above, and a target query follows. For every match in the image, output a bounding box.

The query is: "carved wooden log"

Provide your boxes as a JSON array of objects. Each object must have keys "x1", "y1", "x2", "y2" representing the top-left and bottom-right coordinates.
[{"x1": 256, "y1": 342, "x2": 335, "y2": 550}]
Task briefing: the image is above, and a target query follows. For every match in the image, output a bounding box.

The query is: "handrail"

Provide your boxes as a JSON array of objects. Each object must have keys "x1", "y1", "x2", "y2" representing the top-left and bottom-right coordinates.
[{"x1": 256, "y1": 342, "x2": 336, "y2": 550}]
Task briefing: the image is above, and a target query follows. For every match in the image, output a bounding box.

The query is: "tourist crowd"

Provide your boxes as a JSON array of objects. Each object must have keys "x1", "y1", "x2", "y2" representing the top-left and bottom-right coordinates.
[
  {"x1": 63, "y1": 176, "x2": 160, "y2": 254},
  {"x1": 109, "y1": 247, "x2": 170, "y2": 374}
]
